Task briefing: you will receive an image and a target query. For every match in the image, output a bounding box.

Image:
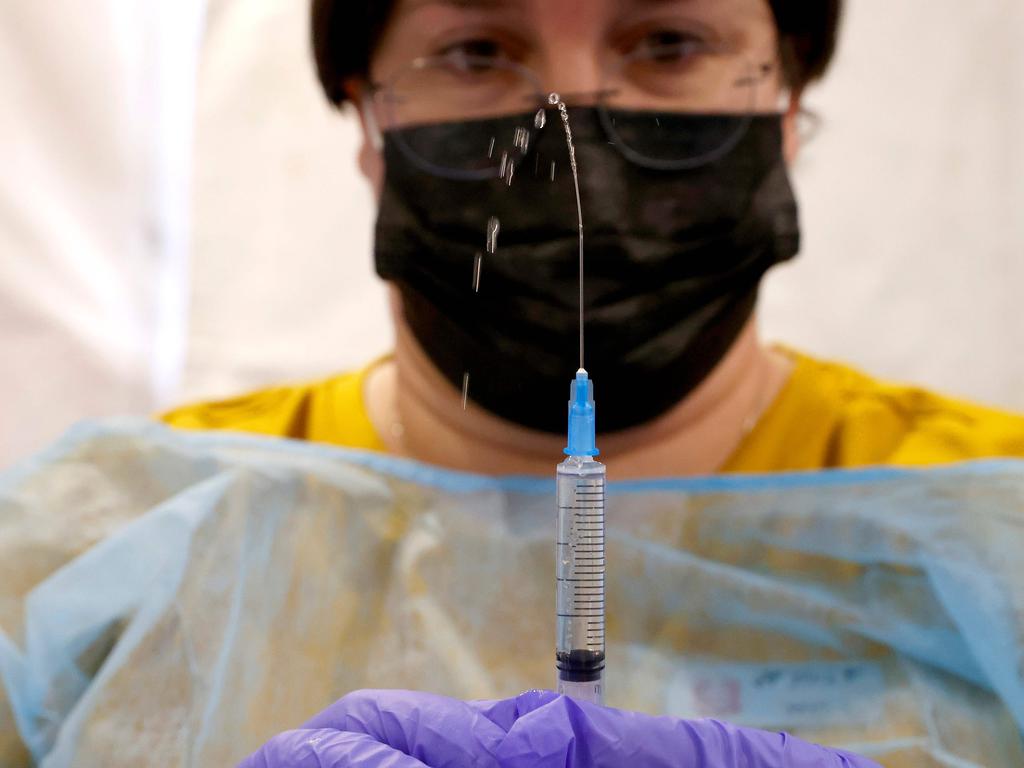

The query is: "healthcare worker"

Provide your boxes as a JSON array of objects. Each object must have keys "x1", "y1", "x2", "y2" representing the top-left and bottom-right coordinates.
[{"x1": 161, "y1": 0, "x2": 1024, "y2": 764}]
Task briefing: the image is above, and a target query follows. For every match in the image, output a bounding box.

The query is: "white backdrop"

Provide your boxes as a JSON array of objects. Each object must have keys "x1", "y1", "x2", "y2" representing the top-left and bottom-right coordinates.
[
  {"x1": 0, "y1": 1, "x2": 201, "y2": 467},
  {"x1": 762, "y1": 0, "x2": 1024, "y2": 404},
  {"x1": 185, "y1": 0, "x2": 384, "y2": 399},
  {"x1": 1, "y1": 0, "x2": 1022, "y2": 468}
]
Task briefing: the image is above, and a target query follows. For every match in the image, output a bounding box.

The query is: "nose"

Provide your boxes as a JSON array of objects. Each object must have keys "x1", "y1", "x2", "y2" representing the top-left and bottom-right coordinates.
[{"x1": 533, "y1": 27, "x2": 605, "y2": 104}]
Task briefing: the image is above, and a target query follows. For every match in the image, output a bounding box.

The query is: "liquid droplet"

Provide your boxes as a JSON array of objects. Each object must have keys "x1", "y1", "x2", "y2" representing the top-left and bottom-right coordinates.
[
  {"x1": 505, "y1": 159, "x2": 516, "y2": 186},
  {"x1": 548, "y1": 93, "x2": 560, "y2": 105},
  {"x1": 472, "y1": 252, "x2": 483, "y2": 292},
  {"x1": 534, "y1": 109, "x2": 547, "y2": 129},
  {"x1": 498, "y1": 151, "x2": 509, "y2": 180},
  {"x1": 486, "y1": 217, "x2": 500, "y2": 254},
  {"x1": 487, "y1": 136, "x2": 496, "y2": 158},
  {"x1": 513, "y1": 126, "x2": 530, "y2": 154},
  {"x1": 461, "y1": 373, "x2": 470, "y2": 410}
]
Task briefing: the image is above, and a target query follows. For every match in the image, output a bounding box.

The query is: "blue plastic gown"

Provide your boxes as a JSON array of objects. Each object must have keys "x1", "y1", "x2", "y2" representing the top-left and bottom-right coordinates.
[{"x1": 0, "y1": 420, "x2": 1022, "y2": 767}]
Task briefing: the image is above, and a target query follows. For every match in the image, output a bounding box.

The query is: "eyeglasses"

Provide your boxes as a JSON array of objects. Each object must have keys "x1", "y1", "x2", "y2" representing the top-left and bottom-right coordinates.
[{"x1": 365, "y1": 44, "x2": 776, "y2": 179}]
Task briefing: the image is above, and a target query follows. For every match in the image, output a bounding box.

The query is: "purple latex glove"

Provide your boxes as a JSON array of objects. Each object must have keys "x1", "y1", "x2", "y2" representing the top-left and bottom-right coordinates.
[{"x1": 239, "y1": 689, "x2": 879, "y2": 768}]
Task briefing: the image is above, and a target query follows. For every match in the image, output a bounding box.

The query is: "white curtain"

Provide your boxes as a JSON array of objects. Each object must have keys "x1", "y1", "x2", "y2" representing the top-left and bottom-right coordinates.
[
  {"x1": 0, "y1": 1, "x2": 203, "y2": 467},
  {"x1": 762, "y1": 0, "x2": 1024, "y2": 405},
  {"x1": 184, "y1": 0, "x2": 385, "y2": 402}
]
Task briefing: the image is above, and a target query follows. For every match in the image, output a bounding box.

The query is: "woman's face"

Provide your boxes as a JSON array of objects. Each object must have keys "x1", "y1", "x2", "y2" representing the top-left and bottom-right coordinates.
[{"x1": 352, "y1": 0, "x2": 796, "y2": 190}]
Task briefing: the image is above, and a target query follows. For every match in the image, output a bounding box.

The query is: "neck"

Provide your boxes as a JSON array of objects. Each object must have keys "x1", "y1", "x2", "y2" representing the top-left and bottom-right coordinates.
[{"x1": 366, "y1": 302, "x2": 790, "y2": 479}]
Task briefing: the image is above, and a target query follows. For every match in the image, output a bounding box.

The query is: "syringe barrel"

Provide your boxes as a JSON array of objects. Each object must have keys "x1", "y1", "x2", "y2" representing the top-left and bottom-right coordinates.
[{"x1": 556, "y1": 454, "x2": 606, "y2": 703}]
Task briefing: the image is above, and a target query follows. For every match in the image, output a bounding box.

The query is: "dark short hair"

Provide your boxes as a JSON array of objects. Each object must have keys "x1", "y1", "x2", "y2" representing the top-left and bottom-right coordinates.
[{"x1": 312, "y1": 0, "x2": 843, "y2": 107}]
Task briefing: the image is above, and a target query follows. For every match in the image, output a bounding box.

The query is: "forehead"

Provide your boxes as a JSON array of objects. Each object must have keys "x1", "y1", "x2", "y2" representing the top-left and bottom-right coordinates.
[
  {"x1": 395, "y1": 0, "x2": 752, "y2": 10},
  {"x1": 399, "y1": 0, "x2": 690, "y2": 7},
  {"x1": 380, "y1": 0, "x2": 778, "y2": 62},
  {"x1": 390, "y1": 0, "x2": 775, "y2": 26}
]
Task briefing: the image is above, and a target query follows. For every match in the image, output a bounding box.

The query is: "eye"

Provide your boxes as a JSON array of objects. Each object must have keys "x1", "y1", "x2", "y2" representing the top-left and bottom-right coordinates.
[
  {"x1": 630, "y1": 30, "x2": 709, "y2": 64},
  {"x1": 437, "y1": 38, "x2": 506, "y2": 65}
]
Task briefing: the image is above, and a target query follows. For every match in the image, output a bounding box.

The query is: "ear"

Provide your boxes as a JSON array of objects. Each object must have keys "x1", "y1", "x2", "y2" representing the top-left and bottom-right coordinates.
[
  {"x1": 344, "y1": 79, "x2": 386, "y2": 197},
  {"x1": 782, "y1": 89, "x2": 803, "y2": 164}
]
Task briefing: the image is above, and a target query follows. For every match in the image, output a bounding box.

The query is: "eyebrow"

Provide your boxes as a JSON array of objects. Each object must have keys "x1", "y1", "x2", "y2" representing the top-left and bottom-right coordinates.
[
  {"x1": 396, "y1": 0, "x2": 700, "y2": 19},
  {"x1": 398, "y1": 0, "x2": 512, "y2": 14}
]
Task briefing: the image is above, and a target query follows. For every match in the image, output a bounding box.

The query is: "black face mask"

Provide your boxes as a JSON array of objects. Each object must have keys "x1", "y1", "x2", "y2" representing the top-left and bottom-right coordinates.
[{"x1": 375, "y1": 108, "x2": 800, "y2": 434}]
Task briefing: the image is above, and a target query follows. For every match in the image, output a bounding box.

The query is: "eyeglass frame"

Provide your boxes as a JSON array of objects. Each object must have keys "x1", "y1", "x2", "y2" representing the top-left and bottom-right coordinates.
[{"x1": 361, "y1": 52, "x2": 777, "y2": 179}]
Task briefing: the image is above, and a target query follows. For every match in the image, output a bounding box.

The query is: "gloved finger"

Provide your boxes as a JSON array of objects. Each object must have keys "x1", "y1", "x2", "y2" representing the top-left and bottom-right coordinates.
[
  {"x1": 301, "y1": 689, "x2": 504, "y2": 768},
  {"x1": 237, "y1": 728, "x2": 430, "y2": 768},
  {"x1": 468, "y1": 690, "x2": 561, "y2": 731},
  {"x1": 497, "y1": 695, "x2": 881, "y2": 768}
]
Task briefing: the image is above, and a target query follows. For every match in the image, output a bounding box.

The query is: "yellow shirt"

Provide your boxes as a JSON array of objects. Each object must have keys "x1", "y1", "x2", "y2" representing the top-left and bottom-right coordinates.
[{"x1": 163, "y1": 351, "x2": 1024, "y2": 472}]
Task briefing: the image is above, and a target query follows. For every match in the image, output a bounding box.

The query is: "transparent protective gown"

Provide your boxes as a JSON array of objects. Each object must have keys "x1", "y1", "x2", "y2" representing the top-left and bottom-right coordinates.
[{"x1": 1, "y1": 421, "x2": 1023, "y2": 767}]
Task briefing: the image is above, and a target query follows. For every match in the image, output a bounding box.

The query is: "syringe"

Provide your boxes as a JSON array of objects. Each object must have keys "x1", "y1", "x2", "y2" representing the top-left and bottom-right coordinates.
[{"x1": 556, "y1": 369, "x2": 605, "y2": 704}]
